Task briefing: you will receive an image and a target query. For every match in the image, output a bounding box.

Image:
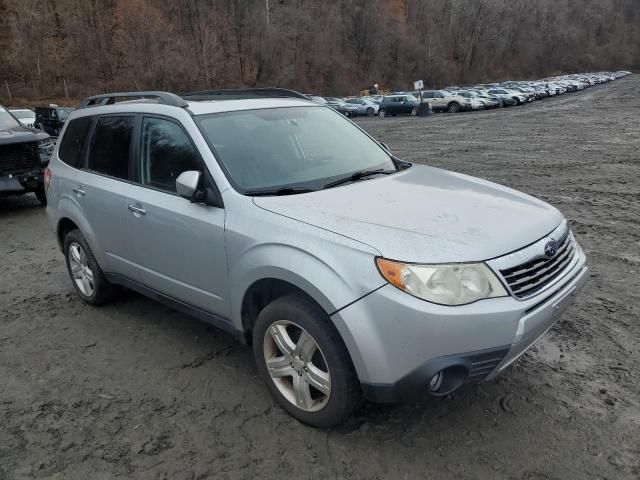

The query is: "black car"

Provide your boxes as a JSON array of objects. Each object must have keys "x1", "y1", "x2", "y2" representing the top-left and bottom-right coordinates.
[
  {"x1": 378, "y1": 94, "x2": 419, "y2": 117},
  {"x1": 35, "y1": 106, "x2": 74, "y2": 137},
  {"x1": 1, "y1": 104, "x2": 54, "y2": 204},
  {"x1": 323, "y1": 97, "x2": 359, "y2": 117}
]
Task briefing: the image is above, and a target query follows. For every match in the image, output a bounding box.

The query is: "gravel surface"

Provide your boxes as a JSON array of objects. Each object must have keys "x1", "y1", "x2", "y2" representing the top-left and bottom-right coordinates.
[{"x1": 1, "y1": 76, "x2": 639, "y2": 480}]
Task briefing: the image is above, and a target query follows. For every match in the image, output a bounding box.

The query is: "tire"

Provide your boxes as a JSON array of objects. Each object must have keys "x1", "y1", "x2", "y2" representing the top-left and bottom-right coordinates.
[
  {"x1": 34, "y1": 184, "x2": 47, "y2": 205},
  {"x1": 447, "y1": 102, "x2": 460, "y2": 113},
  {"x1": 410, "y1": 107, "x2": 418, "y2": 116},
  {"x1": 366, "y1": 107, "x2": 374, "y2": 116},
  {"x1": 378, "y1": 109, "x2": 386, "y2": 118},
  {"x1": 344, "y1": 111, "x2": 350, "y2": 117},
  {"x1": 63, "y1": 229, "x2": 118, "y2": 306},
  {"x1": 253, "y1": 295, "x2": 361, "y2": 428},
  {"x1": 513, "y1": 97, "x2": 521, "y2": 106}
]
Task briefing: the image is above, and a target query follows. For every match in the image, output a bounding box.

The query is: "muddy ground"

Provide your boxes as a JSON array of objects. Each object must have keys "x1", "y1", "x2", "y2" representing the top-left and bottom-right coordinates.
[{"x1": 1, "y1": 76, "x2": 639, "y2": 480}]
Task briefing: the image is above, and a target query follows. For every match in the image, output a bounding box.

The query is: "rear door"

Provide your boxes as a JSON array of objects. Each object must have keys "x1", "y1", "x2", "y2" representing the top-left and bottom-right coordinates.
[
  {"x1": 125, "y1": 115, "x2": 229, "y2": 317},
  {"x1": 80, "y1": 114, "x2": 141, "y2": 281}
]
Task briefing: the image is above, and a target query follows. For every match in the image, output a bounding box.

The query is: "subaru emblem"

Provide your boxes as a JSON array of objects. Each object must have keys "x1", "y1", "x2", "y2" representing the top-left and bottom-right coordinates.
[{"x1": 544, "y1": 238, "x2": 558, "y2": 257}]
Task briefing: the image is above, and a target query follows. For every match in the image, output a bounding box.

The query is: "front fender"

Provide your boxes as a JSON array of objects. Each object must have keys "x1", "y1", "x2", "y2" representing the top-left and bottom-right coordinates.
[{"x1": 228, "y1": 241, "x2": 385, "y2": 330}]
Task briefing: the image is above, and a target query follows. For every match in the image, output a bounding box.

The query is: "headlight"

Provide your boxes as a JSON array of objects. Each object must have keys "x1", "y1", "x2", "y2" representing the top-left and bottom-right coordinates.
[
  {"x1": 376, "y1": 258, "x2": 508, "y2": 306},
  {"x1": 38, "y1": 138, "x2": 54, "y2": 162}
]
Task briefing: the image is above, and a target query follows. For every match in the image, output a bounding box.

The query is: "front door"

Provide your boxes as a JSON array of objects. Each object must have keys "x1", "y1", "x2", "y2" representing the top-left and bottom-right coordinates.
[{"x1": 125, "y1": 116, "x2": 230, "y2": 318}]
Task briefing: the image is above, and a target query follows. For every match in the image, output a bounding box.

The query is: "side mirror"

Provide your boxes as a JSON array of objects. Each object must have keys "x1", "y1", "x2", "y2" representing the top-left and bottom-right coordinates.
[
  {"x1": 380, "y1": 142, "x2": 390, "y2": 152},
  {"x1": 176, "y1": 170, "x2": 201, "y2": 200}
]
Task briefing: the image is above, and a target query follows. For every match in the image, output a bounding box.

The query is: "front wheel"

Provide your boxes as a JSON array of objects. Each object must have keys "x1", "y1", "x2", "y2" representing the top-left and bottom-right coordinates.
[
  {"x1": 410, "y1": 107, "x2": 418, "y2": 116},
  {"x1": 34, "y1": 184, "x2": 47, "y2": 205},
  {"x1": 253, "y1": 295, "x2": 361, "y2": 428},
  {"x1": 366, "y1": 107, "x2": 374, "y2": 116},
  {"x1": 447, "y1": 102, "x2": 460, "y2": 113}
]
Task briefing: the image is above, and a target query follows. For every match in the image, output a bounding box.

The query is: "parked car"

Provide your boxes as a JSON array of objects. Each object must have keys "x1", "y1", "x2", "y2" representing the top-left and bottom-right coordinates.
[
  {"x1": 344, "y1": 98, "x2": 379, "y2": 116},
  {"x1": 378, "y1": 94, "x2": 419, "y2": 117},
  {"x1": 487, "y1": 88, "x2": 525, "y2": 106},
  {"x1": 9, "y1": 108, "x2": 36, "y2": 128},
  {"x1": 46, "y1": 89, "x2": 588, "y2": 427},
  {"x1": 35, "y1": 106, "x2": 74, "y2": 137},
  {"x1": 454, "y1": 91, "x2": 487, "y2": 110},
  {"x1": 421, "y1": 90, "x2": 472, "y2": 113},
  {"x1": 324, "y1": 97, "x2": 359, "y2": 117},
  {"x1": 0, "y1": 104, "x2": 54, "y2": 204}
]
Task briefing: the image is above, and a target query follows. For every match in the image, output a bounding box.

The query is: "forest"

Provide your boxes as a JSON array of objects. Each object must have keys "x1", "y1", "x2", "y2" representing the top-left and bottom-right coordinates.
[{"x1": 0, "y1": 0, "x2": 638, "y2": 103}]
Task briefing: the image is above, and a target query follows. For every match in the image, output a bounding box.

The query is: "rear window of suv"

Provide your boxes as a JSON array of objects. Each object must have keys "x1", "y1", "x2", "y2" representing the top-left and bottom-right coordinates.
[
  {"x1": 58, "y1": 116, "x2": 94, "y2": 168},
  {"x1": 87, "y1": 116, "x2": 134, "y2": 180}
]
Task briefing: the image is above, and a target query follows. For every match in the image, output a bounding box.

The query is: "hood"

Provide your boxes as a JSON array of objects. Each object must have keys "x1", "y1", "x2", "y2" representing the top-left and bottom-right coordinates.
[
  {"x1": 254, "y1": 164, "x2": 563, "y2": 263},
  {"x1": 0, "y1": 125, "x2": 49, "y2": 146}
]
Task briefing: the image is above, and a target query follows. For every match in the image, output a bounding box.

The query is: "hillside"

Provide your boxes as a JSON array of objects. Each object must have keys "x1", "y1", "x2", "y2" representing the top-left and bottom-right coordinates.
[{"x1": 0, "y1": 0, "x2": 638, "y2": 102}]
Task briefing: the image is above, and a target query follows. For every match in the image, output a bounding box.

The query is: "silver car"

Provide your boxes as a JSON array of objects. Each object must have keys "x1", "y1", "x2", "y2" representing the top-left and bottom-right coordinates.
[{"x1": 46, "y1": 89, "x2": 588, "y2": 427}]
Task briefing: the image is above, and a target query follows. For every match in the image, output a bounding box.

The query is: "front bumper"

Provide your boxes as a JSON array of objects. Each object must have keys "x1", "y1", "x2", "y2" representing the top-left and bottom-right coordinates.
[
  {"x1": 0, "y1": 169, "x2": 45, "y2": 196},
  {"x1": 331, "y1": 249, "x2": 588, "y2": 402}
]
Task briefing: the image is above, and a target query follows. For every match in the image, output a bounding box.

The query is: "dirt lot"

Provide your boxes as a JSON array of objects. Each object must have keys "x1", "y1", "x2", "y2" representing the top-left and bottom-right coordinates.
[{"x1": 1, "y1": 76, "x2": 639, "y2": 480}]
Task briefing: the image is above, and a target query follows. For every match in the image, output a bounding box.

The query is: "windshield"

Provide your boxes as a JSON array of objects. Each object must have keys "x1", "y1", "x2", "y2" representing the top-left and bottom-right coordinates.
[
  {"x1": 57, "y1": 108, "x2": 73, "y2": 120},
  {"x1": 195, "y1": 106, "x2": 396, "y2": 192},
  {"x1": 0, "y1": 106, "x2": 20, "y2": 129},
  {"x1": 11, "y1": 109, "x2": 34, "y2": 119}
]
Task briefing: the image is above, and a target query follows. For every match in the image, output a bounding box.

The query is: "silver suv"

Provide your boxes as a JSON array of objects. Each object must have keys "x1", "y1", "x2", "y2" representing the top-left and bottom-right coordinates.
[{"x1": 46, "y1": 89, "x2": 588, "y2": 427}]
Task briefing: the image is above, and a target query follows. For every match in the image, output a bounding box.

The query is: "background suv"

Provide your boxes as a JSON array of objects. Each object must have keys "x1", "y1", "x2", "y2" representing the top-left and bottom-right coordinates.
[
  {"x1": 421, "y1": 90, "x2": 472, "y2": 113},
  {"x1": 1, "y1": 104, "x2": 53, "y2": 204},
  {"x1": 46, "y1": 89, "x2": 588, "y2": 428}
]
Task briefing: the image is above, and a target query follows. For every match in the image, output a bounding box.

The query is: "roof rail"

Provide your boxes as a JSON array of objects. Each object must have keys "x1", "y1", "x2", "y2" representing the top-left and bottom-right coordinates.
[
  {"x1": 79, "y1": 91, "x2": 189, "y2": 109},
  {"x1": 182, "y1": 88, "x2": 309, "y2": 101}
]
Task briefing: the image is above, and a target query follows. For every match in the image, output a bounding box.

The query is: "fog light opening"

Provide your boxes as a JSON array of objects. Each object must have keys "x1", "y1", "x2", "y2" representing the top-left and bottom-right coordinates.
[
  {"x1": 427, "y1": 365, "x2": 468, "y2": 396},
  {"x1": 429, "y1": 372, "x2": 443, "y2": 392}
]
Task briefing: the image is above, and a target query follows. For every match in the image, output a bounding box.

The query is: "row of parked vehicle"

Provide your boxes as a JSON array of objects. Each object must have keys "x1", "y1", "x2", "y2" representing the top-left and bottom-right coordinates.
[
  {"x1": 8, "y1": 105, "x2": 74, "y2": 136},
  {"x1": 312, "y1": 71, "x2": 632, "y2": 118}
]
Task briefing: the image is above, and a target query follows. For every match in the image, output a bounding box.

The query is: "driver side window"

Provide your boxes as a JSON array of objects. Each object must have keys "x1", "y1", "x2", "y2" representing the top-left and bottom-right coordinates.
[{"x1": 139, "y1": 117, "x2": 201, "y2": 193}]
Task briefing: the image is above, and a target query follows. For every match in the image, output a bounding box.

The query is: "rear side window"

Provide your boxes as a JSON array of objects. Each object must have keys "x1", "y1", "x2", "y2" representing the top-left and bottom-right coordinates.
[
  {"x1": 139, "y1": 117, "x2": 201, "y2": 193},
  {"x1": 88, "y1": 116, "x2": 134, "y2": 180},
  {"x1": 58, "y1": 116, "x2": 94, "y2": 168}
]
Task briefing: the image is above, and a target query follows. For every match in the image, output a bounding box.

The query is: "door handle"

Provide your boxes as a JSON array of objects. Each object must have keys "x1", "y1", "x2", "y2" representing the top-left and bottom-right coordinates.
[
  {"x1": 72, "y1": 187, "x2": 86, "y2": 197},
  {"x1": 127, "y1": 204, "x2": 147, "y2": 216}
]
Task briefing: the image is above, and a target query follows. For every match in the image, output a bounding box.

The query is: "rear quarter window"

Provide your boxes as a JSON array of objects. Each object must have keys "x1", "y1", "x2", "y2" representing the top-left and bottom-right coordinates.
[{"x1": 58, "y1": 116, "x2": 94, "y2": 168}]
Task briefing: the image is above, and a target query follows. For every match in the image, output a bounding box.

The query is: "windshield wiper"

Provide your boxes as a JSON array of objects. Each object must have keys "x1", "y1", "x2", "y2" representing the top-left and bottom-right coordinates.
[
  {"x1": 244, "y1": 187, "x2": 316, "y2": 196},
  {"x1": 323, "y1": 168, "x2": 396, "y2": 189}
]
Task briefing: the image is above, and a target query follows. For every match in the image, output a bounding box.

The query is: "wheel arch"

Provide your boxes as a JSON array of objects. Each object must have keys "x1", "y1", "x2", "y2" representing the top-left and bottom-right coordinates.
[
  {"x1": 54, "y1": 198, "x2": 106, "y2": 267},
  {"x1": 240, "y1": 277, "x2": 327, "y2": 343}
]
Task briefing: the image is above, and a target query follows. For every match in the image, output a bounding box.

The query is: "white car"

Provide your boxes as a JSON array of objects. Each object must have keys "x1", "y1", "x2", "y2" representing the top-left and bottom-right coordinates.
[{"x1": 9, "y1": 108, "x2": 36, "y2": 128}]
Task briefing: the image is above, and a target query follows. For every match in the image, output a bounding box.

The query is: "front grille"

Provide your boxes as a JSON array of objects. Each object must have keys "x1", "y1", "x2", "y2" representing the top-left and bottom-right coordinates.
[
  {"x1": 0, "y1": 142, "x2": 39, "y2": 174},
  {"x1": 500, "y1": 231, "x2": 576, "y2": 299}
]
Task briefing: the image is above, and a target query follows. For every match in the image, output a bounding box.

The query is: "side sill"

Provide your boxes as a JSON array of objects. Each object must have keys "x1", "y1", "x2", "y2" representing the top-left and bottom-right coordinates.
[{"x1": 104, "y1": 273, "x2": 245, "y2": 343}]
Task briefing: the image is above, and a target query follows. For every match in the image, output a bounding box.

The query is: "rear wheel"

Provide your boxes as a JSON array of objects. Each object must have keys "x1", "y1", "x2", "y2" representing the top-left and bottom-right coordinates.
[
  {"x1": 410, "y1": 107, "x2": 418, "y2": 116},
  {"x1": 253, "y1": 295, "x2": 361, "y2": 428},
  {"x1": 378, "y1": 109, "x2": 386, "y2": 118},
  {"x1": 63, "y1": 229, "x2": 118, "y2": 306}
]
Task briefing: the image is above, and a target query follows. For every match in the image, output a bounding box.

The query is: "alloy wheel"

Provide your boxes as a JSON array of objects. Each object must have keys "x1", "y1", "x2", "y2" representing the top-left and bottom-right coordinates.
[
  {"x1": 68, "y1": 242, "x2": 94, "y2": 296},
  {"x1": 263, "y1": 320, "x2": 331, "y2": 412}
]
